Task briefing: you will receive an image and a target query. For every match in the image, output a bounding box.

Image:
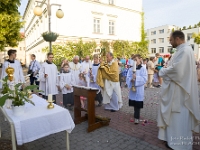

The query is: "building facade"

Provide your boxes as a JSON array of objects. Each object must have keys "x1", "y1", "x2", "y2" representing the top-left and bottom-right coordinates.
[
  {"x1": 147, "y1": 25, "x2": 200, "y2": 60},
  {"x1": 146, "y1": 25, "x2": 179, "y2": 58},
  {"x1": 0, "y1": 33, "x2": 26, "y2": 65},
  {"x1": 23, "y1": 0, "x2": 143, "y2": 64}
]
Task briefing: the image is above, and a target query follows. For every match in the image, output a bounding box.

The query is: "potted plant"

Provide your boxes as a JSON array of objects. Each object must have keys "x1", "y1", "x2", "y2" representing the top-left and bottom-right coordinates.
[
  {"x1": 0, "y1": 76, "x2": 39, "y2": 116},
  {"x1": 42, "y1": 31, "x2": 59, "y2": 42}
]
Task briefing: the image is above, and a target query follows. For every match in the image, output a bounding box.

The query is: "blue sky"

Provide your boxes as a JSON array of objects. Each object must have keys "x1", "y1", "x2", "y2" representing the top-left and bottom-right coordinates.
[{"x1": 18, "y1": 0, "x2": 200, "y2": 29}]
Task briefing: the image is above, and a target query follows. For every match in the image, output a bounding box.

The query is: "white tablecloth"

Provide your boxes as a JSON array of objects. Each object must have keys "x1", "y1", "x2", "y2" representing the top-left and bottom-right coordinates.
[{"x1": 3, "y1": 94, "x2": 75, "y2": 145}]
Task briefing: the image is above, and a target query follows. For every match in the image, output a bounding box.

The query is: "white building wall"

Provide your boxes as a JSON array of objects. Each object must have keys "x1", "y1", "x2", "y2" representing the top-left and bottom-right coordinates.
[
  {"x1": 147, "y1": 25, "x2": 200, "y2": 60},
  {"x1": 182, "y1": 28, "x2": 200, "y2": 60},
  {"x1": 23, "y1": 0, "x2": 142, "y2": 65},
  {"x1": 146, "y1": 25, "x2": 179, "y2": 57}
]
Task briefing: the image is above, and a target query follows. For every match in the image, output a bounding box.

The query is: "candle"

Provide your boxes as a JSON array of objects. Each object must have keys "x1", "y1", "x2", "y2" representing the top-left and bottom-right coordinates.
[
  {"x1": 48, "y1": 94, "x2": 52, "y2": 102},
  {"x1": 89, "y1": 61, "x2": 92, "y2": 69},
  {"x1": 132, "y1": 60, "x2": 136, "y2": 72}
]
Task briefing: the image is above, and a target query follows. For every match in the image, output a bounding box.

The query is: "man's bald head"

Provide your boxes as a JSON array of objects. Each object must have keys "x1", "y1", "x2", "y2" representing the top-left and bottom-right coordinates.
[
  {"x1": 85, "y1": 55, "x2": 90, "y2": 62},
  {"x1": 73, "y1": 55, "x2": 79, "y2": 64}
]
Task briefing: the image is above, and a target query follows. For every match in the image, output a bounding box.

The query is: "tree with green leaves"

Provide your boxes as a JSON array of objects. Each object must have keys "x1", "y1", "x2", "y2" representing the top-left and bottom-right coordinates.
[
  {"x1": 193, "y1": 24, "x2": 197, "y2": 28},
  {"x1": 0, "y1": 0, "x2": 23, "y2": 51},
  {"x1": 188, "y1": 25, "x2": 192, "y2": 29},
  {"x1": 197, "y1": 22, "x2": 200, "y2": 27},
  {"x1": 136, "y1": 12, "x2": 148, "y2": 58},
  {"x1": 42, "y1": 39, "x2": 97, "y2": 65},
  {"x1": 192, "y1": 33, "x2": 200, "y2": 44},
  {"x1": 182, "y1": 26, "x2": 186, "y2": 30},
  {"x1": 112, "y1": 40, "x2": 130, "y2": 58}
]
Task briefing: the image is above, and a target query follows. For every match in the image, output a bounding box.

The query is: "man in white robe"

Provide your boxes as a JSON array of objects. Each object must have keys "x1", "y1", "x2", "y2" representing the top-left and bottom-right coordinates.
[
  {"x1": 97, "y1": 52, "x2": 123, "y2": 112},
  {"x1": 69, "y1": 56, "x2": 81, "y2": 85},
  {"x1": 81, "y1": 55, "x2": 91, "y2": 87},
  {"x1": 157, "y1": 31, "x2": 200, "y2": 150},
  {"x1": 39, "y1": 53, "x2": 58, "y2": 103},
  {"x1": 0, "y1": 49, "x2": 25, "y2": 88}
]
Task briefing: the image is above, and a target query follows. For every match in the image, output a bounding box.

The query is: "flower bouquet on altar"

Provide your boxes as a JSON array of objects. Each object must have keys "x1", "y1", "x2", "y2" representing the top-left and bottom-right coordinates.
[{"x1": 0, "y1": 76, "x2": 39, "y2": 110}]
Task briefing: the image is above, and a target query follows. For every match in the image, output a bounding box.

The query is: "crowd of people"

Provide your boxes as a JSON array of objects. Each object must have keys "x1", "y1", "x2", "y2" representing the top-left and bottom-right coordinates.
[{"x1": 0, "y1": 30, "x2": 200, "y2": 150}]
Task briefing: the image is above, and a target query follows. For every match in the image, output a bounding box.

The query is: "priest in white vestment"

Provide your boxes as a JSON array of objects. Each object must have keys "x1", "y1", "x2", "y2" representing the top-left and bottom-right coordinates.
[
  {"x1": 39, "y1": 53, "x2": 59, "y2": 103},
  {"x1": 0, "y1": 49, "x2": 25, "y2": 88},
  {"x1": 97, "y1": 52, "x2": 123, "y2": 112},
  {"x1": 157, "y1": 31, "x2": 200, "y2": 150},
  {"x1": 69, "y1": 56, "x2": 81, "y2": 85}
]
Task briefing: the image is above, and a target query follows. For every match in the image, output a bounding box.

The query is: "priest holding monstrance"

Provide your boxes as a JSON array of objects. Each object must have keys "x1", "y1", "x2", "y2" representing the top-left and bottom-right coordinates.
[
  {"x1": 0, "y1": 49, "x2": 25, "y2": 89},
  {"x1": 97, "y1": 52, "x2": 123, "y2": 112}
]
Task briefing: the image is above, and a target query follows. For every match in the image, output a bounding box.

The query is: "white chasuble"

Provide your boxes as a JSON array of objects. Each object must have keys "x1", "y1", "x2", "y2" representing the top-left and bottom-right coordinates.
[{"x1": 157, "y1": 43, "x2": 200, "y2": 150}]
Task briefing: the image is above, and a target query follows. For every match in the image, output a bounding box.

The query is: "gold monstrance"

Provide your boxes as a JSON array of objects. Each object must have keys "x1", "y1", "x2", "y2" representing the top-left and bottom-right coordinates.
[{"x1": 6, "y1": 64, "x2": 14, "y2": 81}]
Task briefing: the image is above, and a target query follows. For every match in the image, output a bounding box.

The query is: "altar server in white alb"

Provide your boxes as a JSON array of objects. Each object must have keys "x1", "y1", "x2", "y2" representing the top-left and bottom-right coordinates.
[
  {"x1": 39, "y1": 53, "x2": 59, "y2": 103},
  {"x1": 89, "y1": 54, "x2": 103, "y2": 106},
  {"x1": 157, "y1": 31, "x2": 200, "y2": 150},
  {"x1": 126, "y1": 54, "x2": 147, "y2": 124},
  {"x1": 59, "y1": 64, "x2": 75, "y2": 110},
  {"x1": 0, "y1": 49, "x2": 25, "y2": 88},
  {"x1": 81, "y1": 55, "x2": 91, "y2": 87},
  {"x1": 69, "y1": 56, "x2": 81, "y2": 85}
]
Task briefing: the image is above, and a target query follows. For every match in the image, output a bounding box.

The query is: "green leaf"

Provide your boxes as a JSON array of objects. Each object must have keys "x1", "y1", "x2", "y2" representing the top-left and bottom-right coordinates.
[
  {"x1": 14, "y1": 83, "x2": 22, "y2": 89},
  {"x1": 0, "y1": 94, "x2": 9, "y2": 106},
  {"x1": 24, "y1": 85, "x2": 38, "y2": 91}
]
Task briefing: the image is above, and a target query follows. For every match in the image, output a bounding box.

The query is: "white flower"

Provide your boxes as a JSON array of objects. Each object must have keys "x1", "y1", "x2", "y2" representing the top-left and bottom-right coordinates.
[{"x1": 0, "y1": 80, "x2": 5, "y2": 83}]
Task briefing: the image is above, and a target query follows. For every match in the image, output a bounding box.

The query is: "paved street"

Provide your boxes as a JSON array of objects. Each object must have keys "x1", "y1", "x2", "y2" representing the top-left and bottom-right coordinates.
[{"x1": 0, "y1": 68, "x2": 200, "y2": 150}]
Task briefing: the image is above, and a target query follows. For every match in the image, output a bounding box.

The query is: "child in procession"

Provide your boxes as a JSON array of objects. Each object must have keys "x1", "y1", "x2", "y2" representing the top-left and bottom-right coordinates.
[
  {"x1": 126, "y1": 54, "x2": 147, "y2": 124},
  {"x1": 59, "y1": 64, "x2": 75, "y2": 110},
  {"x1": 89, "y1": 54, "x2": 103, "y2": 106}
]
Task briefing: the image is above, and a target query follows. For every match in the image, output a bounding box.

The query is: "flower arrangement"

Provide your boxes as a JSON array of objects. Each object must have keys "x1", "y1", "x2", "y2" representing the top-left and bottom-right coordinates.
[
  {"x1": 42, "y1": 31, "x2": 59, "y2": 42},
  {"x1": 0, "y1": 76, "x2": 39, "y2": 107}
]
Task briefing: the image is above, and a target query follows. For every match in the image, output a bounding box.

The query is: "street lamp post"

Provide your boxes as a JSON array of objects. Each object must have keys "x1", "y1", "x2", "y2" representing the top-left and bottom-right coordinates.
[{"x1": 33, "y1": 0, "x2": 64, "y2": 52}]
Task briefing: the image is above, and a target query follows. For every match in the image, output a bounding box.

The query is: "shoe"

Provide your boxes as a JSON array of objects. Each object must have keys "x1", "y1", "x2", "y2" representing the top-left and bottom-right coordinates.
[
  {"x1": 110, "y1": 109, "x2": 116, "y2": 112},
  {"x1": 97, "y1": 103, "x2": 102, "y2": 107},
  {"x1": 134, "y1": 119, "x2": 139, "y2": 124},
  {"x1": 156, "y1": 85, "x2": 161, "y2": 88}
]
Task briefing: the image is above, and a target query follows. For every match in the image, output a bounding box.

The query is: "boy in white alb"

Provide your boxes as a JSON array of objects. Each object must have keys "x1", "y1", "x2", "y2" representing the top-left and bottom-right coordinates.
[{"x1": 59, "y1": 64, "x2": 75, "y2": 110}]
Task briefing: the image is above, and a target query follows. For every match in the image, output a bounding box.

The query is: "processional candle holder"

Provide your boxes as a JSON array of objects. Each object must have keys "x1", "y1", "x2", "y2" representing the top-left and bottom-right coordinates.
[
  {"x1": 47, "y1": 94, "x2": 54, "y2": 109},
  {"x1": 89, "y1": 61, "x2": 94, "y2": 83},
  {"x1": 131, "y1": 61, "x2": 136, "y2": 92}
]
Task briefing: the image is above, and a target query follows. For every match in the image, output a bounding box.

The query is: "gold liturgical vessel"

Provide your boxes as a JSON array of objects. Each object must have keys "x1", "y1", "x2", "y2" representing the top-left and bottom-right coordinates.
[
  {"x1": 47, "y1": 94, "x2": 54, "y2": 109},
  {"x1": 6, "y1": 64, "x2": 15, "y2": 81}
]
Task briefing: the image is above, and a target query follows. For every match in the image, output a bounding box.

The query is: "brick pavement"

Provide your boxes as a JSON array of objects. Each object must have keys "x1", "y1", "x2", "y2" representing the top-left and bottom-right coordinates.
[{"x1": 0, "y1": 68, "x2": 200, "y2": 150}]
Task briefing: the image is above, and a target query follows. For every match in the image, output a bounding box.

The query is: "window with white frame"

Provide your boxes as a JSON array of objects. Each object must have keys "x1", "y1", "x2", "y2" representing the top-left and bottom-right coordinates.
[
  {"x1": 151, "y1": 39, "x2": 156, "y2": 44},
  {"x1": 159, "y1": 29, "x2": 164, "y2": 34},
  {"x1": 151, "y1": 31, "x2": 156, "y2": 35},
  {"x1": 151, "y1": 48, "x2": 156, "y2": 53},
  {"x1": 109, "y1": 0, "x2": 114, "y2": 5},
  {"x1": 168, "y1": 47, "x2": 172, "y2": 52},
  {"x1": 93, "y1": 18, "x2": 101, "y2": 33},
  {"x1": 159, "y1": 38, "x2": 164, "y2": 43},
  {"x1": 167, "y1": 37, "x2": 170, "y2": 42},
  {"x1": 159, "y1": 47, "x2": 164, "y2": 53},
  {"x1": 109, "y1": 20, "x2": 115, "y2": 35}
]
